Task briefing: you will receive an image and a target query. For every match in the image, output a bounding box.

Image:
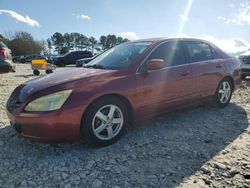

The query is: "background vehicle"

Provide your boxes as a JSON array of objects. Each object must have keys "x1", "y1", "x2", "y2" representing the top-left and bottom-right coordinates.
[
  {"x1": 12, "y1": 56, "x2": 24, "y2": 63},
  {"x1": 0, "y1": 42, "x2": 15, "y2": 74},
  {"x1": 53, "y1": 51, "x2": 93, "y2": 67},
  {"x1": 239, "y1": 50, "x2": 250, "y2": 79},
  {"x1": 20, "y1": 55, "x2": 46, "y2": 64},
  {"x1": 76, "y1": 54, "x2": 99, "y2": 67},
  {"x1": 6, "y1": 38, "x2": 241, "y2": 146}
]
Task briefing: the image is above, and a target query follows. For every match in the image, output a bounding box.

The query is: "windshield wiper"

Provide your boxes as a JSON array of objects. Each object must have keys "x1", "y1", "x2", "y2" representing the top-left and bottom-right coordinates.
[{"x1": 83, "y1": 64, "x2": 106, "y2": 69}]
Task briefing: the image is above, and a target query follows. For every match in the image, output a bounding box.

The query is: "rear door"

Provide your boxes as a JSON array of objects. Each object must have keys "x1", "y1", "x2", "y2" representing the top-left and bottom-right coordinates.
[
  {"x1": 183, "y1": 40, "x2": 226, "y2": 99},
  {"x1": 136, "y1": 40, "x2": 193, "y2": 116}
]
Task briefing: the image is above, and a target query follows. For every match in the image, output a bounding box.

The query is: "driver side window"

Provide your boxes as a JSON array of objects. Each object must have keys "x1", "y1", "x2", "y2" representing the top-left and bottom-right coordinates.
[{"x1": 147, "y1": 41, "x2": 186, "y2": 67}]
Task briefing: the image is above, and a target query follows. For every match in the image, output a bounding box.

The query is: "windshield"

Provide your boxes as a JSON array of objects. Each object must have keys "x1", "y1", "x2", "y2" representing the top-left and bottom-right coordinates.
[{"x1": 85, "y1": 42, "x2": 152, "y2": 70}]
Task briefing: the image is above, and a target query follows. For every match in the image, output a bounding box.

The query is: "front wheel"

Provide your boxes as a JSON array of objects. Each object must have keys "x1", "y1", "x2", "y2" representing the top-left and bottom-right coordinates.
[
  {"x1": 81, "y1": 97, "x2": 128, "y2": 146},
  {"x1": 214, "y1": 78, "x2": 233, "y2": 108},
  {"x1": 33, "y1": 69, "x2": 40, "y2": 76}
]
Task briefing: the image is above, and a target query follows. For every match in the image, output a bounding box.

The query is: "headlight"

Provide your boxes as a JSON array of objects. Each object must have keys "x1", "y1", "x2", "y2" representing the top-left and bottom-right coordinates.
[{"x1": 25, "y1": 90, "x2": 72, "y2": 112}]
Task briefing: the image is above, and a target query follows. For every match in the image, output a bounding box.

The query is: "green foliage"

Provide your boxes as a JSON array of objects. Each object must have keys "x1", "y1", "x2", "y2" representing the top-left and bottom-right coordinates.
[
  {"x1": 50, "y1": 32, "x2": 64, "y2": 54},
  {"x1": 0, "y1": 31, "x2": 130, "y2": 56},
  {"x1": 3, "y1": 31, "x2": 43, "y2": 56},
  {"x1": 49, "y1": 32, "x2": 130, "y2": 54}
]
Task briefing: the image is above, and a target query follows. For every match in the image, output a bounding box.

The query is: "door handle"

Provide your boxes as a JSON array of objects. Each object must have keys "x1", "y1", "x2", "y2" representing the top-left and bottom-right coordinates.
[
  {"x1": 179, "y1": 71, "x2": 190, "y2": 76},
  {"x1": 216, "y1": 63, "x2": 223, "y2": 68}
]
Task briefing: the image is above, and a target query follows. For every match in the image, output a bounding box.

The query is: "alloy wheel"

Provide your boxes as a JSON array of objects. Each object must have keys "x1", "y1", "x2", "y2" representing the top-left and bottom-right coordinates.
[
  {"x1": 218, "y1": 81, "x2": 231, "y2": 104},
  {"x1": 92, "y1": 105, "x2": 124, "y2": 140}
]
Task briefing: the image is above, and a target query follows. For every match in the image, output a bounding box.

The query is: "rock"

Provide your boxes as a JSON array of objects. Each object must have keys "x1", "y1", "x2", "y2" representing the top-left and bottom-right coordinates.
[
  {"x1": 200, "y1": 166, "x2": 211, "y2": 174},
  {"x1": 86, "y1": 160, "x2": 95, "y2": 169},
  {"x1": 92, "y1": 179, "x2": 102, "y2": 188},
  {"x1": 0, "y1": 140, "x2": 4, "y2": 146},
  {"x1": 20, "y1": 180, "x2": 27, "y2": 187},
  {"x1": 228, "y1": 167, "x2": 240, "y2": 177},
  {"x1": 61, "y1": 172, "x2": 68, "y2": 180},
  {"x1": 64, "y1": 183, "x2": 71, "y2": 188},
  {"x1": 112, "y1": 186, "x2": 121, "y2": 188},
  {"x1": 221, "y1": 150, "x2": 228, "y2": 155},
  {"x1": 213, "y1": 162, "x2": 227, "y2": 170},
  {"x1": 104, "y1": 166, "x2": 111, "y2": 171},
  {"x1": 130, "y1": 154, "x2": 137, "y2": 160},
  {"x1": 202, "y1": 178, "x2": 211, "y2": 185}
]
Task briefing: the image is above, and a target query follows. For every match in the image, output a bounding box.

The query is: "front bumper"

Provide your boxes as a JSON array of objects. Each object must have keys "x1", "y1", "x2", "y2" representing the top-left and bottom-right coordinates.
[
  {"x1": 241, "y1": 67, "x2": 250, "y2": 76},
  {"x1": 6, "y1": 106, "x2": 83, "y2": 143}
]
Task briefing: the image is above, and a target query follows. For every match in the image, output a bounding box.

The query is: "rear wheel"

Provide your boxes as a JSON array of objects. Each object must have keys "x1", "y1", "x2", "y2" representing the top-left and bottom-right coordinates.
[
  {"x1": 58, "y1": 63, "x2": 65, "y2": 67},
  {"x1": 81, "y1": 97, "x2": 128, "y2": 146},
  {"x1": 33, "y1": 69, "x2": 40, "y2": 76},
  {"x1": 214, "y1": 78, "x2": 233, "y2": 108},
  {"x1": 46, "y1": 69, "x2": 53, "y2": 74}
]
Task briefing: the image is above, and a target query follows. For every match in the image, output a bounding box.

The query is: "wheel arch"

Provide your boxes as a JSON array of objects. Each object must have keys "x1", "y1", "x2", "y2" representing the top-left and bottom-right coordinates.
[{"x1": 220, "y1": 75, "x2": 235, "y2": 91}]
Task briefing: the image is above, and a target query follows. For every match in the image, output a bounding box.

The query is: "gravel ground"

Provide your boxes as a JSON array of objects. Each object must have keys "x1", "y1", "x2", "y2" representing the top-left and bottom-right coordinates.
[{"x1": 0, "y1": 64, "x2": 250, "y2": 188}]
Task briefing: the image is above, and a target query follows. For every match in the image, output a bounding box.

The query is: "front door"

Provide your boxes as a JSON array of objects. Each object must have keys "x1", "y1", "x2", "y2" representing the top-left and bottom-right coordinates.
[{"x1": 136, "y1": 40, "x2": 193, "y2": 117}]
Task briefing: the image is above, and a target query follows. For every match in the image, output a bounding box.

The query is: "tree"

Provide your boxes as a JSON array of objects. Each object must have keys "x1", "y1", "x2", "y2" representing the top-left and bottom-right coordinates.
[
  {"x1": 88, "y1": 36, "x2": 98, "y2": 53},
  {"x1": 48, "y1": 32, "x2": 129, "y2": 54},
  {"x1": 6, "y1": 31, "x2": 43, "y2": 56},
  {"x1": 47, "y1": 38, "x2": 52, "y2": 54},
  {"x1": 70, "y1": 32, "x2": 81, "y2": 50},
  {"x1": 106, "y1": 35, "x2": 117, "y2": 49},
  {"x1": 0, "y1": 34, "x2": 8, "y2": 43},
  {"x1": 99, "y1": 36, "x2": 107, "y2": 51},
  {"x1": 78, "y1": 34, "x2": 88, "y2": 50},
  {"x1": 63, "y1": 33, "x2": 73, "y2": 53},
  {"x1": 51, "y1": 32, "x2": 64, "y2": 54}
]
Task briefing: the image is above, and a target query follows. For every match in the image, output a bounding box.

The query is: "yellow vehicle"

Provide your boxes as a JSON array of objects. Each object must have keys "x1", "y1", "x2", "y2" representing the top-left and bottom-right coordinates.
[{"x1": 31, "y1": 59, "x2": 56, "y2": 75}]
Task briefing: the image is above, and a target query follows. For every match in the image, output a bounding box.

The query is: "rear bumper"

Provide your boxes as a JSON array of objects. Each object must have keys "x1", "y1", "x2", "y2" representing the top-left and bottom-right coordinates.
[
  {"x1": 0, "y1": 60, "x2": 13, "y2": 73},
  {"x1": 241, "y1": 68, "x2": 250, "y2": 76},
  {"x1": 240, "y1": 64, "x2": 250, "y2": 76}
]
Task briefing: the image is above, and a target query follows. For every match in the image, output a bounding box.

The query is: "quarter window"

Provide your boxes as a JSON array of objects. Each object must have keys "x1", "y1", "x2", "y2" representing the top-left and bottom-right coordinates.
[
  {"x1": 185, "y1": 42, "x2": 213, "y2": 62},
  {"x1": 147, "y1": 41, "x2": 186, "y2": 67}
]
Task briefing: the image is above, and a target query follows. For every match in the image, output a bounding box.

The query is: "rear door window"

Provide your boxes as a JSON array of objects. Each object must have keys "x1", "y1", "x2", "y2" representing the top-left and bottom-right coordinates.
[
  {"x1": 185, "y1": 41, "x2": 213, "y2": 63},
  {"x1": 147, "y1": 41, "x2": 186, "y2": 67}
]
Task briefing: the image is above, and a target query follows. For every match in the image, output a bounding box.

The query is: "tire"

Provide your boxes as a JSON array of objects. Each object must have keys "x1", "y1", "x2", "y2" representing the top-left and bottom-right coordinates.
[
  {"x1": 81, "y1": 97, "x2": 128, "y2": 146},
  {"x1": 46, "y1": 69, "x2": 53, "y2": 74},
  {"x1": 58, "y1": 63, "x2": 65, "y2": 67},
  {"x1": 33, "y1": 69, "x2": 40, "y2": 76},
  {"x1": 214, "y1": 78, "x2": 233, "y2": 108}
]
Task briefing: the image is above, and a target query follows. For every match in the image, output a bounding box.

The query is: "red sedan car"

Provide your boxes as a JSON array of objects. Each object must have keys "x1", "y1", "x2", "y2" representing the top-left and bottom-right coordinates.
[{"x1": 6, "y1": 38, "x2": 241, "y2": 146}]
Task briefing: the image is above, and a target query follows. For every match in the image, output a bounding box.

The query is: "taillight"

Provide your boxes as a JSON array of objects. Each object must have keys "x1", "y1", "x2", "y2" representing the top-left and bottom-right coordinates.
[{"x1": 0, "y1": 48, "x2": 7, "y2": 60}]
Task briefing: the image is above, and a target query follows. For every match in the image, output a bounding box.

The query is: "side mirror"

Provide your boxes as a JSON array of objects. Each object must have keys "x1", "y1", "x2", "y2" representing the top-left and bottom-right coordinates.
[{"x1": 146, "y1": 59, "x2": 166, "y2": 70}]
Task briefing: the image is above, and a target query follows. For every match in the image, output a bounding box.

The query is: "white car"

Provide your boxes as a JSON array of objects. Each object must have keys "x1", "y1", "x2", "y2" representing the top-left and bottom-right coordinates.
[{"x1": 239, "y1": 50, "x2": 250, "y2": 79}]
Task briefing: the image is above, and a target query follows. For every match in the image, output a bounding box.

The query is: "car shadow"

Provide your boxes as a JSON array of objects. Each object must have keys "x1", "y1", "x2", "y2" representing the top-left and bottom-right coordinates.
[
  {"x1": 0, "y1": 103, "x2": 249, "y2": 187},
  {"x1": 14, "y1": 74, "x2": 36, "y2": 78}
]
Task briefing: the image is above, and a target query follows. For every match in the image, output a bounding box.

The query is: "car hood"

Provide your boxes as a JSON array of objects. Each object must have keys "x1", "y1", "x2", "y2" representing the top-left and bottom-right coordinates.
[{"x1": 19, "y1": 68, "x2": 115, "y2": 101}]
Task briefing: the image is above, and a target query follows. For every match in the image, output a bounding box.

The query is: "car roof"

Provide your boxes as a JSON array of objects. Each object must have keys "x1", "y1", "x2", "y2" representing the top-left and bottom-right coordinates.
[{"x1": 130, "y1": 37, "x2": 212, "y2": 44}]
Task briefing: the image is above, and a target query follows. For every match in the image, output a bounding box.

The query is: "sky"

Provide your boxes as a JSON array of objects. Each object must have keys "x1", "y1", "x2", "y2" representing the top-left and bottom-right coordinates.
[{"x1": 0, "y1": 0, "x2": 250, "y2": 53}]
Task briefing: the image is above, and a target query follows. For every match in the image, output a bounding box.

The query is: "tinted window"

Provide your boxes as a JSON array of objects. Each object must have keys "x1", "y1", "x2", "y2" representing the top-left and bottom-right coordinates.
[
  {"x1": 148, "y1": 41, "x2": 186, "y2": 67},
  {"x1": 210, "y1": 46, "x2": 223, "y2": 59},
  {"x1": 185, "y1": 41, "x2": 213, "y2": 62}
]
